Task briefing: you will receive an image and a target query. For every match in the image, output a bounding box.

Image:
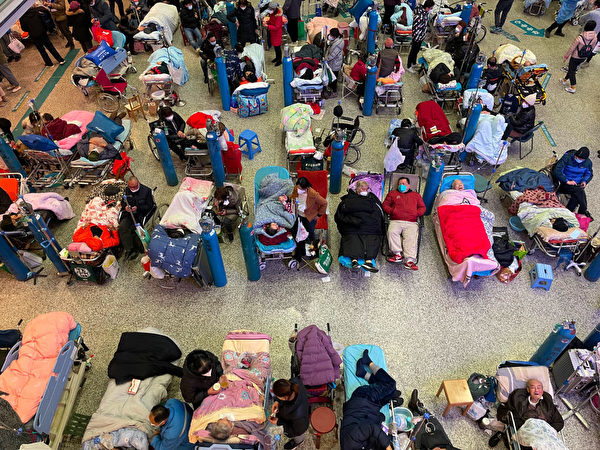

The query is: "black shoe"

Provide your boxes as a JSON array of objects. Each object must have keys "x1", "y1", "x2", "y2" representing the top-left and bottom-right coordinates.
[
  {"x1": 544, "y1": 29, "x2": 551, "y2": 38},
  {"x1": 361, "y1": 261, "x2": 378, "y2": 273},
  {"x1": 226, "y1": 232, "x2": 234, "y2": 242},
  {"x1": 488, "y1": 431, "x2": 503, "y2": 448},
  {"x1": 583, "y1": 210, "x2": 594, "y2": 221},
  {"x1": 123, "y1": 250, "x2": 132, "y2": 260},
  {"x1": 271, "y1": 57, "x2": 278, "y2": 63},
  {"x1": 274, "y1": 61, "x2": 282, "y2": 66},
  {"x1": 128, "y1": 251, "x2": 139, "y2": 261},
  {"x1": 351, "y1": 259, "x2": 359, "y2": 269},
  {"x1": 555, "y1": 31, "x2": 565, "y2": 37},
  {"x1": 204, "y1": 77, "x2": 208, "y2": 84},
  {"x1": 391, "y1": 389, "x2": 404, "y2": 407},
  {"x1": 408, "y1": 389, "x2": 426, "y2": 415}
]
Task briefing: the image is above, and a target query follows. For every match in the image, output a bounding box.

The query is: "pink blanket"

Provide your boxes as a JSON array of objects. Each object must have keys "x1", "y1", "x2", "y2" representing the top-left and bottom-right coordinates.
[
  {"x1": 7, "y1": 193, "x2": 75, "y2": 220},
  {"x1": 56, "y1": 110, "x2": 95, "y2": 150}
]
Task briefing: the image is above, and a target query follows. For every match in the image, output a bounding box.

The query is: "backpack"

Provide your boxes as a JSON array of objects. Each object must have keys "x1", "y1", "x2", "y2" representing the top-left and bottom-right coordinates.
[
  {"x1": 578, "y1": 35, "x2": 594, "y2": 58},
  {"x1": 467, "y1": 372, "x2": 492, "y2": 399}
]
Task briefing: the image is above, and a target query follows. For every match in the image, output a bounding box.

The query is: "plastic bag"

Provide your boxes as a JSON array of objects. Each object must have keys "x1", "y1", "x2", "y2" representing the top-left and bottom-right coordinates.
[
  {"x1": 8, "y1": 37, "x2": 24, "y2": 54},
  {"x1": 296, "y1": 220, "x2": 309, "y2": 241},
  {"x1": 315, "y1": 244, "x2": 332, "y2": 274},
  {"x1": 102, "y1": 254, "x2": 119, "y2": 279}
]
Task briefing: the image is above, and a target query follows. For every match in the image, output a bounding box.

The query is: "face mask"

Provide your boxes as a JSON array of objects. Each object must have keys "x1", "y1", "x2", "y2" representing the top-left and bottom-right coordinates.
[
  {"x1": 187, "y1": 5, "x2": 193, "y2": 9},
  {"x1": 328, "y1": 36, "x2": 334, "y2": 41},
  {"x1": 166, "y1": 115, "x2": 174, "y2": 121},
  {"x1": 240, "y1": 5, "x2": 247, "y2": 9},
  {"x1": 223, "y1": 199, "x2": 230, "y2": 206},
  {"x1": 130, "y1": 187, "x2": 139, "y2": 193},
  {"x1": 211, "y1": 40, "x2": 217, "y2": 45},
  {"x1": 219, "y1": 413, "x2": 235, "y2": 421},
  {"x1": 297, "y1": 188, "x2": 306, "y2": 194},
  {"x1": 574, "y1": 158, "x2": 585, "y2": 164},
  {"x1": 522, "y1": 102, "x2": 529, "y2": 108},
  {"x1": 398, "y1": 185, "x2": 408, "y2": 193},
  {"x1": 202, "y1": 368, "x2": 213, "y2": 377},
  {"x1": 359, "y1": 191, "x2": 368, "y2": 196}
]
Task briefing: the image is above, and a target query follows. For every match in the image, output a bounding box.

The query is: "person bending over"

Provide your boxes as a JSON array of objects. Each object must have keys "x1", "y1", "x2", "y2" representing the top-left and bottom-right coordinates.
[
  {"x1": 213, "y1": 185, "x2": 241, "y2": 242},
  {"x1": 554, "y1": 147, "x2": 594, "y2": 219},
  {"x1": 120, "y1": 176, "x2": 155, "y2": 260},
  {"x1": 383, "y1": 177, "x2": 425, "y2": 270},
  {"x1": 389, "y1": 119, "x2": 423, "y2": 170},
  {"x1": 340, "y1": 350, "x2": 396, "y2": 450},
  {"x1": 270, "y1": 378, "x2": 309, "y2": 450},
  {"x1": 181, "y1": 349, "x2": 224, "y2": 409},
  {"x1": 149, "y1": 399, "x2": 195, "y2": 449}
]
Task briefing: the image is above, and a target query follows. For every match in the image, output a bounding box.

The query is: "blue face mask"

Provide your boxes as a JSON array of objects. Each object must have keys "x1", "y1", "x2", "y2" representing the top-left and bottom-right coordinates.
[
  {"x1": 574, "y1": 157, "x2": 585, "y2": 164},
  {"x1": 398, "y1": 185, "x2": 408, "y2": 193}
]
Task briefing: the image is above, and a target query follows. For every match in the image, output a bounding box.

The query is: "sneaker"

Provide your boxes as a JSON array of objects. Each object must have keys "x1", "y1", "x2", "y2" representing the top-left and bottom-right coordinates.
[
  {"x1": 387, "y1": 253, "x2": 403, "y2": 263},
  {"x1": 403, "y1": 261, "x2": 418, "y2": 270},
  {"x1": 271, "y1": 57, "x2": 278, "y2": 63},
  {"x1": 561, "y1": 66, "x2": 568, "y2": 73},
  {"x1": 490, "y1": 26, "x2": 501, "y2": 34},
  {"x1": 59, "y1": 60, "x2": 65, "y2": 65},
  {"x1": 45, "y1": 63, "x2": 54, "y2": 67},
  {"x1": 544, "y1": 29, "x2": 551, "y2": 38},
  {"x1": 407, "y1": 66, "x2": 417, "y2": 73},
  {"x1": 583, "y1": 210, "x2": 594, "y2": 221},
  {"x1": 489, "y1": 431, "x2": 503, "y2": 447},
  {"x1": 555, "y1": 31, "x2": 566, "y2": 37},
  {"x1": 361, "y1": 261, "x2": 379, "y2": 273},
  {"x1": 351, "y1": 259, "x2": 360, "y2": 269},
  {"x1": 565, "y1": 87, "x2": 576, "y2": 94},
  {"x1": 560, "y1": 79, "x2": 567, "y2": 87},
  {"x1": 11, "y1": 86, "x2": 21, "y2": 93}
]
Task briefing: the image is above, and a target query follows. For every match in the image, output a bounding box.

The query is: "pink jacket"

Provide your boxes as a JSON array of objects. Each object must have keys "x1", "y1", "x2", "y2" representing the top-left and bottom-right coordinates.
[
  {"x1": 296, "y1": 325, "x2": 342, "y2": 386},
  {"x1": 565, "y1": 30, "x2": 598, "y2": 60}
]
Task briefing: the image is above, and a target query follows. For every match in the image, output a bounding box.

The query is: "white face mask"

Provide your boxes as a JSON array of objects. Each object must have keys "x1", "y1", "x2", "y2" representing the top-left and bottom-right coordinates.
[
  {"x1": 522, "y1": 102, "x2": 529, "y2": 108},
  {"x1": 187, "y1": 5, "x2": 193, "y2": 9},
  {"x1": 328, "y1": 36, "x2": 334, "y2": 41},
  {"x1": 574, "y1": 158, "x2": 585, "y2": 164},
  {"x1": 219, "y1": 413, "x2": 235, "y2": 421},
  {"x1": 166, "y1": 115, "x2": 174, "y2": 121},
  {"x1": 359, "y1": 191, "x2": 368, "y2": 196},
  {"x1": 129, "y1": 186, "x2": 139, "y2": 193},
  {"x1": 297, "y1": 188, "x2": 306, "y2": 194},
  {"x1": 240, "y1": 5, "x2": 246, "y2": 9},
  {"x1": 202, "y1": 368, "x2": 213, "y2": 377},
  {"x1": 210, "y1": 40, "x2": 217, "y2": 45},
  {"x1": 223, "y1": 199, "x2": 230, "y2": 206}
]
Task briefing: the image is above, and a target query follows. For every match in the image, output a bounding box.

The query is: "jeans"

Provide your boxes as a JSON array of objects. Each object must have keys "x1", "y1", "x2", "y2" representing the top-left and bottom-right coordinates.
[
  {"x1": 565, "y1": 57, "x2": 584, "y2": 86},
  {"x1": 183, "y1": 27, "x2": 202, "y2": 50},
  {"x1": 407, "y1": 39, "x2": 422, "y2": 68},
  {"x1": 55, "y1": 19, "x2": 74, "y2": 45},
  {"x1": 109, "y1": 0, "x2": 126, "y2": 17},
  {"x1": 352, "y1": 368, "x2": 397, "y2": 406},
  {"x1": 33, "y1": 34, "x2": 64, "y2": 66},
  {"x1": 494, "y1": 0, "x2": 514, "y2": 28},
  {"x1": 0, "y1": 64, "x2": 18, "y2": 87},
  {"x1": 558, "y1": 183, "x2": 588, "y2": 213}
]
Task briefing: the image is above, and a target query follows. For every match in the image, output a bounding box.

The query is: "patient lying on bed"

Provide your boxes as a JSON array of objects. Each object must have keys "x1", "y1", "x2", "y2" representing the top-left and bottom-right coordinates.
[
  {"x1": 77, "y1": 135, "x2": 122, "y2": 161},
  {"x1": 253, "y1": 175, "x2": 295, "y2": 245}
]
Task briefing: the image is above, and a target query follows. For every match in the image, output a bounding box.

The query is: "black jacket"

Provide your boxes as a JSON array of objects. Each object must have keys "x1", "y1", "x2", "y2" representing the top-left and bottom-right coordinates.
[
  {"x1": 340, "y1": 395, "x2": 390, "y2": 450},
  {"x1": 391, "y1": 127, "x2": 423, "y2": 166},
  {"x1": 497, "y1": 388, "x2": 564, "y2": 432},
  {"x1": 161, "y1": 112, "x2": 186, "y2": 136},
  {"x1": 123, "y1": 184, "x2": 155, "y2": 222},
  {"x1": 508, "y1": 105, "x2": 535, "y2": 134},
  {"x1": 90, "y1": 0, "x2": 117, "y2": 30},
  {"x1": 335, "y1": 190, "x2": 385, "y2": 236},
  {"x1": 199, "y1": 38, "x2": 221, "y2": 61},
  {"x1": 180, "y1": 350, "x2": 223, "y2": 409},
  {"x1": 227, "y1": 5, "x2": 257, "y2": 41},
  {"x1": 20, "y1": 7, "x2": 50, "y2": 40},
  {"x1": 69, "y1": 10, "x2": 93, "y2": 42},
  {"x1": 276, "y1": 378, "x2": 310, "y2": 437},
  {"x1": 430, "y1": 62, "x2": 452, "y2": 84},
  {"x1": 180, "y1": 7, "x2": 201, "y2": 29}
]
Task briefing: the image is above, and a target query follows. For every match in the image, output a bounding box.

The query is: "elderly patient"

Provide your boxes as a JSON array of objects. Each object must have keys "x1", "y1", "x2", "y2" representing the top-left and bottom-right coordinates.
[{"x1": 489, "y1": 378, "x2": 564, "y2": 447}]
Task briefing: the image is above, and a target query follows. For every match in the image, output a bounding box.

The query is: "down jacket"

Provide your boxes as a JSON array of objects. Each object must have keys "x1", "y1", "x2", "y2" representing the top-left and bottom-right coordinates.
[
  {"x1": 554, "y1": 150, "x2": 593, "y2": 185},
  {"x1": 295, "y1": 325, "x2": 342, "y2": 386},
  {"x1": 180, "y1": 350, "x2": 223, "y2": 409},
  {"x1": 497, "y1": 388, "x2": 564, "y2": 432}
]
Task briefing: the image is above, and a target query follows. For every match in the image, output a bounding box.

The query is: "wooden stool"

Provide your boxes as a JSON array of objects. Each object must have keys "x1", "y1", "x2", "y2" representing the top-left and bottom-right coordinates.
[
  {"x1": 436, "y1": 379, "x2": 473, "y2": 417},
  {"x1": 310, "y1": 406, "x2": 337, "y2": 449},
  {"x1": 125, "y1": 94, "x2": 146, "y2": 122}
]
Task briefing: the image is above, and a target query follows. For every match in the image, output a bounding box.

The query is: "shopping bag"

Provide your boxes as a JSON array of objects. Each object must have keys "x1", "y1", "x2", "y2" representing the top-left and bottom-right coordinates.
[
  {"x1": 315, "y1": 244, "x2": 332, "y2": 274},
  {"x1": 8, "y1": 37, "x2": 24, "y2": 54},
  {"x1": 92, "y1": 24, "x2": 114, "y2": 47},
  {"x1": 102, "y1": 254, "x2": 119, "y2": 279},
  {"x1": 296, "y1": 220, "x2": 309, "y2": 241}
]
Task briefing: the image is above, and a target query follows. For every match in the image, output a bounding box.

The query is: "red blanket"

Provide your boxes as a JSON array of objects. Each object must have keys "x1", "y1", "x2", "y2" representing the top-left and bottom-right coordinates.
[
  {"x1": 416, "y1": 100, "x2": 451, "y2": 141},
  {"x1": 438, "y1": 204, "x2": 490, "y2": 263},
  {"x1": 41, "y1": 118, "x2": 81, "y2": 141}
]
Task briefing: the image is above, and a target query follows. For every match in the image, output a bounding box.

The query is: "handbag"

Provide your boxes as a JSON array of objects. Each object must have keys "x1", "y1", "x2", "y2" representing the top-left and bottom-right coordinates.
[
  {"x1": 92, "y1": 24, "x2": 114, "y2": 47},
  {"x1": 8, "y1": 37, "x2": 24, "y2": 54}
]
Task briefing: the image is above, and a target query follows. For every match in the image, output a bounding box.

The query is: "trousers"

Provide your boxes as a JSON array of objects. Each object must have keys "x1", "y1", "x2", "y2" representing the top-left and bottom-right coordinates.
[
  {"x1": 558, "y1": 183, "x2": 588, "y2": 213},
  {"x1": 387, "y1": 220, "x2": 419, "y2": 261},
  {"x1": 407, "y1": 39, "x2": 422, "y2": 68},
  {"x1": 494, "y1": 0, "x2": 514, "y2": 28},
  {"x1": 352, "y1": 368, "x2": 397, "y2": 406},
  {"x1": 32, "y1": 34, "x2": 64, "y2": 66}
]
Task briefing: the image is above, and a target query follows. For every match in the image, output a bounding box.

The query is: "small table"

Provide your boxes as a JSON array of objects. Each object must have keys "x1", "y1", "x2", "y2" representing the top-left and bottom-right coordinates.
[
  {"x1": 310, "y1": 406, "x2": 337, "y2": 449},
  {"x1": 436, "y1": 379, "x2": 474, "y2": 417}
]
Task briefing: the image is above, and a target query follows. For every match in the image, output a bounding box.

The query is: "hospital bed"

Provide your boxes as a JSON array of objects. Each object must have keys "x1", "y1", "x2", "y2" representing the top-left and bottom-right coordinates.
[
  {"x1": 0, "y1": 313, "x2": 88, "y2": 450},
  {"x1": 282, "y1": 103, "x2": 317, "y2": 177},
  {"x1": 418, "y1": 53, "x2": 462, "y2": 110},
  {"x1": 431, "y1": 172, "x2": 500, "y2": 286},
  {"x1": 134, "y1": 2, "x2": 180, "y2": 50}
]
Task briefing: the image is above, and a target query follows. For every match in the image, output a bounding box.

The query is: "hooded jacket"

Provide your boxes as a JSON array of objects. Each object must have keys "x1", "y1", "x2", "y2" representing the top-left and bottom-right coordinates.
[
  {"x1": 295, "y1": 325, "x2": 342, "y2": 386},
  {"x1": 90, "y1": 0, "x2": 117, "y2": 30},
  {"x1": 508, "y1": 105, "x2": 536, "y2": 135},
  {"x1": 276, "y1": 378, "x2": 310, "y2": 437},
  {"x1": 325, "y1": 36, "x2": 345, "y2": 72},
  {"x1": 497, "y1": 388, "x2": 564, "y2": 432},
  {"x1": 72, "y1": 224, "x2": 120, "y2": 251},
  {"x1": 341, "y1": 399, "x2": 391, "y2": 450},
  {"x1": 554, "y1": 150, "x2": 593, "y2": 185},
  {"x1": 180, "y1": 6, "x2": 201, "y2": 29},
  {"x1": 564, "y1": 30, "x2": 598, "y2": 60},
  {"x1": 180, "y1": 350, "x2": 223, "y2": 409},
  {"x1": 227, "y1": 4, "x2": 257, "y2": 42},
  {"x1": 20, "y1": 7, "x2": 50, "y2": 40}
]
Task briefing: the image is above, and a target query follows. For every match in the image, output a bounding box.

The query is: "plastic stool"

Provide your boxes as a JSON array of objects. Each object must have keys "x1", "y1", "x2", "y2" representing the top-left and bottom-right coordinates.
[
  {"x1": 310, "y1": 406, "x2": 337, "y2": 448},
  {"x1": 239, "y1": 130, "x2": 261, "y2": 160},
  {"x1": 530, "y1": 263, "x2": 553, "y2": 291}
]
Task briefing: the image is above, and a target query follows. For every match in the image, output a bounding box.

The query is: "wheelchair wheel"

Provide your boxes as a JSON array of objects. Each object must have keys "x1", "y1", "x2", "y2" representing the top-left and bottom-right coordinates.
[
  {"x1": 473, "y1": 25, "x2": 486, "y2": 44},
  {"x1": 348, "y1": 127, "x2": 366, "y2": 146},
  {"x1": 97, "y1": 93, "x2": 120, "y2": 113},
  {"x1": 344, "y1": 145, "x2": 360, "y2": 166},
  {"x1": 147, "y1": 135, "x2": 160, "y2": 161}
]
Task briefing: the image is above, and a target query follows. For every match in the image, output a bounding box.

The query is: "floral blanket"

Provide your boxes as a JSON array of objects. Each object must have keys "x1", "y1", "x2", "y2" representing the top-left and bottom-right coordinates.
[{"x1": 508, "y1": 188, "x2": 564, "y2": 216}]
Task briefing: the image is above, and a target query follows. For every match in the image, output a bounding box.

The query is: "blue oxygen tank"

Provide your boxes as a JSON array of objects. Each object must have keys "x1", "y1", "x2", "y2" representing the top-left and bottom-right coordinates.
[
  {"x1": 0, "y1": 233, "x2": 32, "y2": 281},
  {"x1": 215, "y1": 47, "x2": 231, "y2": 111},
  {"x1": 226, "y1": 2, "x2": 237, "y2": 47},
  {"x1": 530, "y1": 321, "x2": 577, "y2": 367},
  {"x1": 283, "y1": 45, "x2": 294, "y2": 106},
  {"x1": 584, "y1": 251, "x2": 600, "y2": 281},
  {"x1": 423, "y1": 157, "x2": 444, "y2": 215},
  {"x1": 582, "y1": 324, "x2": 600, "y2": 351},
  {"x1": 460, "y1": 3, "x2": 473, "y2": 23},
  {"x1": 200, "y1": 217, "x2": 227, "y2": 287},
  {"x1": 316, "y1": 2, "x2": 322, "y2": 16},
  {"x1": 152, "y1": 129, "x2": 178, "y2": 186},
  {"x1": 239, "y1": 221, "x2": 261, "y2": 281},
  {"x1": 206, "y1": 128, "x2": 226, "y2": 187},
  {"x1": 329, "y1": 132, "x2": 345, "y2": 194},
  {"x1": 463, "y1": 103, "x2": 482, "y2": 144},
  {"x1": 367, "y1": 8, "x2": 378, "y2": 55},
  {"x1": 362, "y1": 60, "x2": 377, "y2": 116},
  {"x1": 466, "y1": 60, "x2": 484, "y2": 90},
  {"x1": 26, "y1": 212, "x2": 69, "y2": 275},
  {"x1": 0, "y1": 137, "x2": 27, "y2": 178}
]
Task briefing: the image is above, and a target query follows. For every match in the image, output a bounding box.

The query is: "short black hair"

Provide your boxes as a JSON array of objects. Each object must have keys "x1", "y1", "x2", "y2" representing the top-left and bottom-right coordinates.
[
  {"x1": 29, "y1": 112, "x2": 41, "y2": 123},
  {"x1": 487, "y1": 56, "x2": 497, "y2": 66},
  {"x1": 234, "y1": 43, "x2": 244, "y2": 53},
  {"x1": 584, "y1": 20, "x2": 596, "y2": 31},
  {"x1": 42, "y1": 113, "x2": 54, "y2": 122},
  {"x1": 329, "y1": 28, "x2": 341, "y2": 38},
  {"x1": 151, "y1": 405, "x2": 169, "y2": 423},
  {"x1": 398, "y1": 176, "x2": 410, "y2": 184},
  {"x1": 401, "y1": 119, "x2": 412, "y2": 128},
  {"x1": 159, "y1": 106, "x2": 173, "y2": 118},
  {"x1": 423, "y1": 0, "x2": 435, "y2": 9},
  {"x1": 206, "y1": 32, "x2": 215, "y2": 40},
  {"x1": 296, "y1": 177, "x2": 312, "y2": 189},
  {"x1": 596, "y1": 0, "x2": 600, "y2": 9},
  {"x1": 187, "y1": 350, "x2": 213, "y2": 374}
]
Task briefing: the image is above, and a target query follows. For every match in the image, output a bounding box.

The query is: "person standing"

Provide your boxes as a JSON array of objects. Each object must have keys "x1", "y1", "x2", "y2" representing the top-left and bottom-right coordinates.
[
  {"x1": 119, "y1": 176, "x2": 155, "y2": 260},
  {"x1": 407, "y1": 0, "x2": 434, "y2": 72},
  {"x1": 560, "y1": 20, "x2": 598, "y2": 93},
  {"x1": 490, "y1": 0, "x2": 514, "y2": 33},
  {"x1": 227, "y1": 0, "x2": 258, "y2": 47},
  {"x1": 545, "y1": 0, "x2": 578, "y2": 37},
  {"x1": 90, "y1": 0, "x2": 118, "y2": 31},
  {"x1": 265, "y1": 2, "x2": 284, "y2": 66},
  {"x1": 66, "y1": 1, "x2": 94, "y2": 52},
  {"x1": 0, "y1": 43, "x2": 21, "y2": 93},
  {"x1": 579, "y1": 0, "x2": 600, "y2": 67},
  {"x1": 20, "y1": 6, "x2": 65, "y2": 67},
  {"x1": 554, "y1": 147, "x2": 594, "y2": 218},
  {"x1": 45, "y1": 0, "x2": 75, "y2": 49},
  {"x1": 180, "y1": 0, "x2": 203, "y2": 52},
  {"x1": 324, "y1": 28, "x2": 344, "y2": 96},
  {"x1": 383, "y1": 0, "x2": 400, "y2": 32},
  {"x1": 270, "y1": 379, "x2": 310, "y2": 450},
  {"x1": 109, "y1": 0, "x2": 126, "y2": 18},
  {"x1": 283, "y1": 0, "x2": 303, "y2": 43}
]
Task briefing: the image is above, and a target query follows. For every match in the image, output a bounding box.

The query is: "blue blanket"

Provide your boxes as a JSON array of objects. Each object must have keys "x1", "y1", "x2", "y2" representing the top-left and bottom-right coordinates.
[
  {"x1": 147, "y1": 47, "x2": 189, "y2": 85},
  {"x1": 148, "y1": 225, "x2": 200, "y2": 278},
  {"x1": 496, "y1": 168, "x2": 554, "y2": 193}
]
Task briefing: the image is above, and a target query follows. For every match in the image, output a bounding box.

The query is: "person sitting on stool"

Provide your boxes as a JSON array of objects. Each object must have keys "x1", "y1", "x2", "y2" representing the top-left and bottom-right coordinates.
[
  {"x1": 554, "y1": 146, "x2": 594, "y2": 220},
  {"x1": 158, "y1": 106, "x2": 188, "y2": 161},
  {"x1": 340, "y1": 350, "x2": 397, "y2": 450},
  {"x1": 119, "y1": 176, "x2": 155, "y2": 260}
]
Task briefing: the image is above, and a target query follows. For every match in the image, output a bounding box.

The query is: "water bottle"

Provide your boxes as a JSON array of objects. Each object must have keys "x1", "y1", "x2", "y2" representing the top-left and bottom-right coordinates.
[{"x1": 127, "y1": 51, "x2": 133, "y2": 65}]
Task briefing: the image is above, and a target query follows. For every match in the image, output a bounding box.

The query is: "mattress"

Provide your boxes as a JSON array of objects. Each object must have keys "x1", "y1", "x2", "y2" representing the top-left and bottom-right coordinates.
[
  {"x1": 286, "y1": 130, "x2": 315, "y2": 155},
  {"x1": 495, "y1": 365, "x2": 553, "y2": 404},
  {"x1": 256, "y1": 236, "x2": 296, "y2": 254},
  {"x1": 342, "y1": 344, "x2": 391, "y2": 423}
]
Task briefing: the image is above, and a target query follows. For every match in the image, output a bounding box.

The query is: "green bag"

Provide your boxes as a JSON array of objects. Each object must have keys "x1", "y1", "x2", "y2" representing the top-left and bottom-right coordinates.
[
  {"x1": 315, "y1": 244, "x2": 332, "y2": 274},
  {"x1": 298, "y1": 19, "x2": 306, "y2": 41},
  {"x1": 467, "y1": 373, "x2": 492, "y2": 400}
]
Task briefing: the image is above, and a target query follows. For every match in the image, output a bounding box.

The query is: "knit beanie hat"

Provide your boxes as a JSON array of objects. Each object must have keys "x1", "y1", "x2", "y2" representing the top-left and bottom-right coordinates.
[
  {"x1": 384, "y1": 38, "x2": 394, "y2": 48},
  {"x1": 575, "y1": 147, "x2": 590, "y2": 160},
  {"x1": 69, "y1": 1, "x2": 80, "y2": 11}
]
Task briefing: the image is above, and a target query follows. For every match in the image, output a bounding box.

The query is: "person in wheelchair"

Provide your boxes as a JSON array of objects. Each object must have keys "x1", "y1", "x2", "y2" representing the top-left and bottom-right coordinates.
[
  {"x1": 501, "y1": 93, "x2": 536, "y2": 140},
  {"x1": 157, "y1": 106, "x2": 188, "y2": 161},
  {"x1": 489, "y1": 379, "x2": 564, "y2": 447},
  {"x1": 389, "y1": 119, "x2": 423, "y2": 170},
  {"x1": 212, "y1": 186, "x2": 241, "y2": 243},
  {"x1": 199, "y1": 32, "x2": 223, "y2": 84},
  {"x1": 119, "y1": 176, "x2": 156, "y2": 260}
]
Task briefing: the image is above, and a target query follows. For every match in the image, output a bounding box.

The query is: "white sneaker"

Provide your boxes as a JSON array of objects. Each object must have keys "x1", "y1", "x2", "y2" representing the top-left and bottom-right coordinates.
[
  {"x1": 11, "y1": 86, "x2": 21, "y2": 93},
  {"x1": 565, "y1": 87, "x2": 576, "y2": 94},
  {"x1": 559, "y1": 79, "x2": 567, "y2": 87},
  {"x1": 407, "y1": 66, "x2": 417, "y2": 73}
]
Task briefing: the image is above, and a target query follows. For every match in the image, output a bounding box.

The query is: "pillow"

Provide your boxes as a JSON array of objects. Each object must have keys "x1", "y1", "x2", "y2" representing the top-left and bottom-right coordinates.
[
  {"x1": 87, "y1": 111, "x2": 125, "y2": 143},
  {"x1": 84, "y1": 40, "x2": 116, "y2": 66},
  {"x1": 19, "y1": 135, "x2": 59, "y2": 151}
]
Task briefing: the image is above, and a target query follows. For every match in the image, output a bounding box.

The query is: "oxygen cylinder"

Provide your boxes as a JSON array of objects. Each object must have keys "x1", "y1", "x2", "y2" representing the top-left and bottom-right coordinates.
[
  {"x1": 329, "y1": 134, "x2": 345, "y2": 194},
  {"x1": 283, "y1": 45, "x2": 294, "y2": 106},
  {"x1": 466, "y1": 60, "x2": 484, "y2": 90},
  {"x1": 460, "y1": 3, "x2": 473, "y2": 23},
  {"x1": 367, "y1": 8, "x2": 378, "y2": 55},
  {"x1": 0, "y1": 233, "x2": 32, "y2": 281},
  {"x1": 201, "y1": 218, "x2": 227, "y2": 287},
  {"x1": 152, "y1": 129, "x2": 178, "y2": 186},
  {"x1": 582, "y1": 323, "x2": 600, "y2": 351},
  {"x1": 206, "y1": 130, "x2": 226, "y2": 187},
  {"x1": 0, "y1": 137, "x2": 27, "y2": 178},
  {"x1": 239, "y1": 221, "x2": 261, "y2": 281},
  {"x1": 26, "y1": 213, "x2": 69, "y2": 275},
  {"x1": 215, "y1": 48, "x2": 231, "y2": 111},
  {"x1": 422, "y1": 157, "x2": 445, "y2": 215},
  {"x1": 362, "y1": 61, "x2": 377, "y2": 117},
  {"x1": 530, "y1": 321, "x2": 577, "y2": 367},
  {"x1": 584, "y1": 251, "x2": 600, "y2": 282}
]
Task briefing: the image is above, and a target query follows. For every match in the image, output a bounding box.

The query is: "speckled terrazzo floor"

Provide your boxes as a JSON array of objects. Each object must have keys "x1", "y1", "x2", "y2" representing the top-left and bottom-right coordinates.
[{"x1": 1, "y1": 4, "x2": 599, "y2": 450}]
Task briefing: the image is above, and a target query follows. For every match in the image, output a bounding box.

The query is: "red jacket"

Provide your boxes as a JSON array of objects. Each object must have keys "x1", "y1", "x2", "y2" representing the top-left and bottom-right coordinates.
[
  {"x1": 382, "y1": 190, "x2": 425, "y2": 222},
  {"x1": 72, "y1": 224, "x2": 120, "y2": 251},
  {"x1": 266, "y1": 9, "x2": 283, "y2": 46},
  {"x1": 350, "y1": 59, "x2": 367, "y2": 81}
]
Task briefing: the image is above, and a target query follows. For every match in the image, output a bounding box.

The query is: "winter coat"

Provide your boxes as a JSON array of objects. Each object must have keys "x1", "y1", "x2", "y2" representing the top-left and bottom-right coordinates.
[
  {"x1": 123, "y1": 184, "x2": 155, "y2": 222},
  {"x1": 283, "y1": 0, "x2": 303, "y2": 19},
  {"x1": 377, "y1": 47, "x2": 400, "y2": 78},
  {"x1": 50, "y1": 1, "x2": 68, "y2": 21},
  {"x1": 228, "y1": 5, "x2": 257, "y2": 43},
  {"x1": 554, "y1": 150, "x2": 594, "y2": 185},
  {"x1": 90, "y1": 0, "x2": 117, "y2": 30},
  {"x1": 127, "y1": 0, "x2": 149, "y2": 28},
  {"x1": 557, "y1": 0, "x2": 578, "y2": 24},
  {"x1": 69, "y1": 10, "x2": 93, "y2": 42},
  {"x1": 350, "y1": 59, "x2": 367, "y2": 81},
  {"x1": 508, "y1": 105, "x2": 535, "y2": 135},
  {"x1": 72, "y1": 224, "x2": 120, "y2": 251},
  {"x1": 199, "y1": 38, "x2": 221, "y2": 61},
  {"x1": 180, "y1": 6, "x2": 201, "y2": 29},
  {"x1": 335, "y1": 190, "x2": 385, "y2": 236},
  {"x1": 291, "y1": 186, "x2": 327, "y2": 221},
  {"x1": 295, "y1": 325, "x2": 342, "y2": 386},
  {"x1": 564, "y1": 30, "x2": 598, "y2": 60},
  {"x1": 497, "y1": 388, "x2": 564, "y2": 432},
  {"x1": 276, "y1": 378, "x2": 310, "y2": 437},
  {"x1": 266, "y1": 8, "x2": 284, "y2": 46},
  {"x1": 382, "y1": 189, "x2": 425, "y2": 222},
  {"x1": 150, "y1": 399, "x2": 195, "y2": 450},
  {"x1": 180, "y1": 350, "x2": 223, "y2": 409},
  {"x1": 325, "y1": 36, "x2": 344, "y2": 72},
  {"x1": 390, "y1": 127, "x2": 423, "y2": 167},
  {"x1": 20, "y1": 7, "x2": 51, "y2": 40},
  {"x1": 412, "y1": 5, "x2": 428, "y2": 42},
  {"x1": 340, "y1": 396, "x2": 391, "y2": 450}
]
